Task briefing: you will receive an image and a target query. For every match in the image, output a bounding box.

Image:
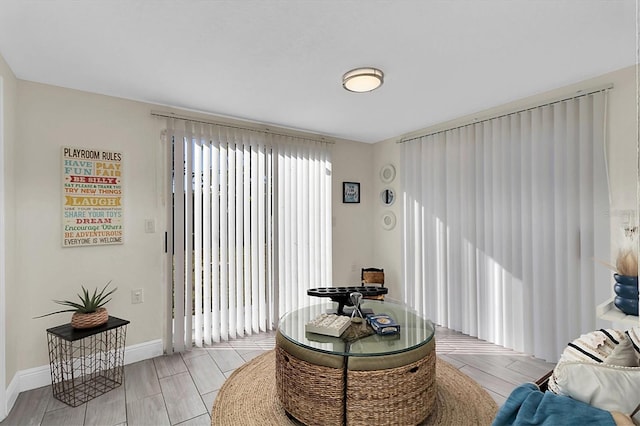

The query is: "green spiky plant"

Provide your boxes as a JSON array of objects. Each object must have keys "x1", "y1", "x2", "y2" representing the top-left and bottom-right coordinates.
[{"x1": 34, "y1": 281, "x2": 117, "y2": 318}]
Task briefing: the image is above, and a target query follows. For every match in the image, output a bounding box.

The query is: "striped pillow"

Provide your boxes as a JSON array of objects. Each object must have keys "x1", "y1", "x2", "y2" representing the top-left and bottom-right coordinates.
[
  {"x1": 547, "y1": 328, "x2": 638, "y2": 394},
  {"x1": 624, "y1": 327, "x2": 640, "y2": 363},
  {"x1": 560, "y1": 329, "x2": 636, "y2": 365}
]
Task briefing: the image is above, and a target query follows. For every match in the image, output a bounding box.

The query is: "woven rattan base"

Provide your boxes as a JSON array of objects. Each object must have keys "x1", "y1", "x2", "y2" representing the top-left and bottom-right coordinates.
[
  {"x1": 346, "y1": 349, "x2": 436, "y2": 425},
  {"x1": 275, "y1": 346, "x2": 345, "y2": 426}
]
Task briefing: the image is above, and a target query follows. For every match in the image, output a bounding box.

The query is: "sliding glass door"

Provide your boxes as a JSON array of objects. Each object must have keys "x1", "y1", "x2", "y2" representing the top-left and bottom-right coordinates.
[{"x1": 164, "y1": 119, "x2": 331, "y2": 353}]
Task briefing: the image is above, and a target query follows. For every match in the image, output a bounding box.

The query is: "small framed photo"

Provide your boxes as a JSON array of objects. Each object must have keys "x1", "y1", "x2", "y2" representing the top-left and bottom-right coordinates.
[{"x1": 343, "y1": 182, "x2": 360, "y2": 204}]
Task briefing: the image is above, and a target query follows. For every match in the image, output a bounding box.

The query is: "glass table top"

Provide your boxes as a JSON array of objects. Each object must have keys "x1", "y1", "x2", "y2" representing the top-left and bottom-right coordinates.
[{"x1": 277, "y1": 299, "x2": 434, "y2": 357}]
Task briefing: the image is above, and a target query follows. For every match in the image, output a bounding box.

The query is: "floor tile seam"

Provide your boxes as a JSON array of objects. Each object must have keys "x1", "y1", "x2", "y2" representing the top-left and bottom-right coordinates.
[
  {"x1": 183, "y1": 350, "x2": 228, "y2": 395},
  {"x1": 154, "y1": 391, "x2": 175, "y2": 426},
  {"x1": 205, "y1": 349, "x2": 237, "y2": 375},
  {"x1": 124, "y1": 362, "x2": 164, "y2": 405},
  {"x1": 154, "y1": 352, "x2": 189, "y2": 379},
  {"x1": 124, "y1": 393, "x2": 169, "y2": 426},
  {"x1": 173, "y1": 412, "x2": 212, "y2": 426},
  {"x1": 196, "y1": 390, "x2": 215, "y2": 422},
  {"x1": 459, "y1": 363, "x2": 526, "y2": 391},
  {"x1": 458, "y1": 368, "x2": 512, "y2": 397},
  {"x1": 180, "y1": 346, "x2": 212, "y2": 360},
  {"x1": 459, "y1": 361, "x2": 538, "y2": 383},
  {"x1": 160, "y1": 368, "x2": 202, "y2": 426},
  {"x1": 202, "y1": 348, "x2": 239, "y2": 374},
  {"x1": 56, "y1": 386, "x2": 90, "y2": 426},
  {"x1": 179, "y1": 351, "x2": 223, "y2": 400},
  {"x1": 503, "y1": 364, "x2": 550, "y2": 381}
]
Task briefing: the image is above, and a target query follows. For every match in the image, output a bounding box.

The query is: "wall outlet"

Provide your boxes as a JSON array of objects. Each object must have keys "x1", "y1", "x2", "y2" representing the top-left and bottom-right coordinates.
[{"x1": 132, "y1": 288, "x2": 144, "y2": 304}]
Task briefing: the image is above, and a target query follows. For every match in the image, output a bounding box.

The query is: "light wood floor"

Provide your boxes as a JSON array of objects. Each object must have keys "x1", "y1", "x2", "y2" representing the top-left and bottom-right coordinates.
[{"x1": 0, "y1": 326, "x2": 555, "y2": 426}]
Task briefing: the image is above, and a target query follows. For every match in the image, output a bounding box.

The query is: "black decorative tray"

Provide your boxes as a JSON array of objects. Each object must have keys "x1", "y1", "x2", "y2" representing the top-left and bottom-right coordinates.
[{"x1": 307, "y1": 286, "x2": 388, "y2": 315}]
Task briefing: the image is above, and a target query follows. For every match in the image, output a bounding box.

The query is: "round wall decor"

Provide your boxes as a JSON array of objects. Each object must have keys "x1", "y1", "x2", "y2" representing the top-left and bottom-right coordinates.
[
  {"x1": 380, "y1": 164, "x2": 396, "y2": 183},
  {"x1": 381, "y1": 211, "x2": 397, "y2": 230},
  {"x1": 380, "y1": 188, "x2": 395, "y2": 206}
]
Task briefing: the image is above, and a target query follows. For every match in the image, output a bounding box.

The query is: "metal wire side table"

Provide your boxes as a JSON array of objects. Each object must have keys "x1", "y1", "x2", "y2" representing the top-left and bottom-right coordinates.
[{"x1": 46, "y1": 316, "x2": 129, "y2": 407}]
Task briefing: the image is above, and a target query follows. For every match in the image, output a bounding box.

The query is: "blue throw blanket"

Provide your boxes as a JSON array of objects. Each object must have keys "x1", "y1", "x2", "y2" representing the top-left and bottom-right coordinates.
[{"x1": 492, "y1": 383, "x2": 615, "y2": 426}]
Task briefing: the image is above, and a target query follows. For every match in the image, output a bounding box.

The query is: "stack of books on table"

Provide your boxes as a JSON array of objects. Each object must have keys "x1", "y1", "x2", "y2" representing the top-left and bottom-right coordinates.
[
  {"x1": 305, "y1": 313, "x2": 351, "y2": 337},
  {"x1": 366, "y1": 313, "x2": 400, "y2": 335}
]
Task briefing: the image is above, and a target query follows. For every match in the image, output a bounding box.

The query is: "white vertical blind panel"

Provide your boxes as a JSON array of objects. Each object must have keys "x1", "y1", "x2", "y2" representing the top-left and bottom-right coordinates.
[
  {"x1": 552, "y1": 104, "x2": 569, "y2": 354},
  {"x1": 325, "y1": 150, "x2": 333, "y2": 284},
  {"x1": 164, "y1": 125, "x2": 175, "y2": 354},
  {"x1": 291, "y1": 145, "x2": 300, "y2": 309},
  {"x1": 497, "y1": 118, "x2": 510, "y2": 347},
  {"x1": 277, "y1": 145, "x2": 285, "y2": 315},
  {"x1": 211, "y1": 139, "x2": 221, "y2": 343},
  {"x1": 235, "y1": 138, "x2": 244, "y2": 337},
  {"x1": 412, "y1": 141, "x2": 422, "y2": 312},
  {"x1": 250, "y1": 141, "x2": 259, "y2": 333},
  {"x1": 184, "y1": 132, "x2": 194, "y2": 351},
  {"x1": 219, "y1": 141, "x2": 229, "y2": 340},
  {"x1": 228, "y1": 140, "x2": 237, "y2": 339},
  {"x1": 435, "y1": 133, "x2": 447, "y2": 328},
  {"x1": 202, "y1": 139, "x2": 212, "y2": 345},
  {"x1": 591, "y1": 95, "x2": 611, "y2": 329},
  {"x1": 519, "y1": 113, "x2": 534, "y2": 356},
  {"x1": 472, "y1": 126, "x2": 485, "y2": 340},
  {"x1": 416, "y1": 140, "x2": 426, "y2": 313},
  {"x1": 401, "y1": 140, "x2": 419, "y2": 308},
  {"x1": 483, "y1": 122, "x2": 496, "y2": 344},
  {"x1": 280, "y1": 144, "x2": 291, "y2": 315},
  {"x1": 444, "y1": 129, "x2": 458, "y2": 329},
  {"x1": 243, "y1": 138, "x2": 252, "y2": 335},
  {"x1": 258, "y1": 142, "x2": 268, "y2": 330},
  {"x1": 578, "y1": 96, "x2": 596, "y2": 329},
  {"x1": 318, "y1": 149, "x2": 327, "y2": 285},
  {"x1": 194, "y1": 134, "x2": 203, "y2": 347},
  {"x1": 460, "y1": 125, "x2": 478, "y2": 338},
  {"x1": 267, "y1": 144, "x2": 276, "y2": 325},
  {"x1": 299, "y1": 145, "x2": 309, "y2": 307},
  {"x1": 308, "y1": 148, "x2": 315, "y2": 287},
  {"x1": 173, "y1": 130, "x2": 186, "y2": 353},
  {"x1": 564, "y1": 101, "x2": 580, "y2": 339},
  {"x1": 509, "y1": 117, "x2": 524, "y2": 352}
]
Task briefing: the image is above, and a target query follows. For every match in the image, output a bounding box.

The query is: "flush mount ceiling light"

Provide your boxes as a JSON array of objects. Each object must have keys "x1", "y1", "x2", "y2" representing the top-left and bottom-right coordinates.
[{"x1": 342, "y1": 67, "x2": 384, "y2": 93}]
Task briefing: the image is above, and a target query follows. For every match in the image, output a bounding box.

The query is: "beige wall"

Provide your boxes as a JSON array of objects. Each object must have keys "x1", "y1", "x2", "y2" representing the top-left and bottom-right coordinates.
[
  {"x1": 0, "y1": 53, "x2": 18, "y2": 389},
  {"x1": 331, "y1": 140, "x2": 375, "y2": 285},
  {"x1": 371, "y1": 65, "x2": 639, "y2": 302},
  {"x1": 15, "y1": 81, "x2": 167, "y2": 371},
  {"x1": 370, "y1": 141, "x2": 402, "y2": 297},
  {"x1": 7, "y1": 78, "x2": 372, "y2": 375}
]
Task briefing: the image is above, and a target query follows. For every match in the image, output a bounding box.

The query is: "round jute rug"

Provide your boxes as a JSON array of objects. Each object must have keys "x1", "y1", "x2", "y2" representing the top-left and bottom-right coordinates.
[{"x1": 212, "y1": 350, "x2": 498, "y2": 425}]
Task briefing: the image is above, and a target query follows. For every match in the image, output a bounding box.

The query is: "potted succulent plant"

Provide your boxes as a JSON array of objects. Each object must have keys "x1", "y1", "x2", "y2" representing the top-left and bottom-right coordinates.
[{"x1": 35, "y1": 281, "x2": 117, "y2": 329}]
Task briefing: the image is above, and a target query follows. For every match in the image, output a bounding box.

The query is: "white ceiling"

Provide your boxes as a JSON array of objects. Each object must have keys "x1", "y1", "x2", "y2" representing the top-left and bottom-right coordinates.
[{"x1": 0, "y1": 1, "x2": 636, "y2": 143}]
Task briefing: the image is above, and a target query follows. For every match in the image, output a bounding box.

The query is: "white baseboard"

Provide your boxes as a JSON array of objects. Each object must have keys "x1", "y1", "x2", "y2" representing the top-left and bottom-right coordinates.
[
  {"x1": 4, "y1": 339, "x2": 163, "y2": 417},
  {"x1": 124, "y1": 339, "x2": 163, "y2": 364}
]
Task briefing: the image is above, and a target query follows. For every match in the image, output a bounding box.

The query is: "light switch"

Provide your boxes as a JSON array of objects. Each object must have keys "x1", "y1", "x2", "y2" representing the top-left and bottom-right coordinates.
[{"x1": 145, "y1": 219, "x2": 156, "y2": 233}]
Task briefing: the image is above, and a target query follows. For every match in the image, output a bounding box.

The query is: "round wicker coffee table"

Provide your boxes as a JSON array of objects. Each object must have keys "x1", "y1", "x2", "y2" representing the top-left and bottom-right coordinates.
[{"x1": 275, "y1": 300, "x2": 435, "y2": 426}]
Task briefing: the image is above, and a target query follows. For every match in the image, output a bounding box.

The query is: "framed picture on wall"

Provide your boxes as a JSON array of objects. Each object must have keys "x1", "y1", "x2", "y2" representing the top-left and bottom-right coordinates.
[{"x1": 343, "y1": 182, "x2": 360, "y2": 203}]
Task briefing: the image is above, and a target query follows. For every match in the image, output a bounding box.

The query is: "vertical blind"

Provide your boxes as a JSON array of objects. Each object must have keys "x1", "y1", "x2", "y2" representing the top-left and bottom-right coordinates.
[
  {"x1": 275, "y1": 136, "x2": 333, "y2": 319},
  {"x1": 164, "y1": 119, "x2": 331, "y2": 353},
  {"x1": 402, "y1": 91, "x2": 610, "y2": 362}
]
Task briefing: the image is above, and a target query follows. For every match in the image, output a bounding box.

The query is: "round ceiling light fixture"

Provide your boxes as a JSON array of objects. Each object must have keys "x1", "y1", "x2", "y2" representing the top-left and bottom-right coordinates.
[{"x1": 342, "y1": 67, "x2": 384, "y2": 93}]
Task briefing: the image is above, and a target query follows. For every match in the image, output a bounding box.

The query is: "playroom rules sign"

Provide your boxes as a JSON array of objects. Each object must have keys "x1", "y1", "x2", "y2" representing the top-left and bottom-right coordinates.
[{"x1": 62, "y1": 146, "x2": 123, "y2": 247}]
